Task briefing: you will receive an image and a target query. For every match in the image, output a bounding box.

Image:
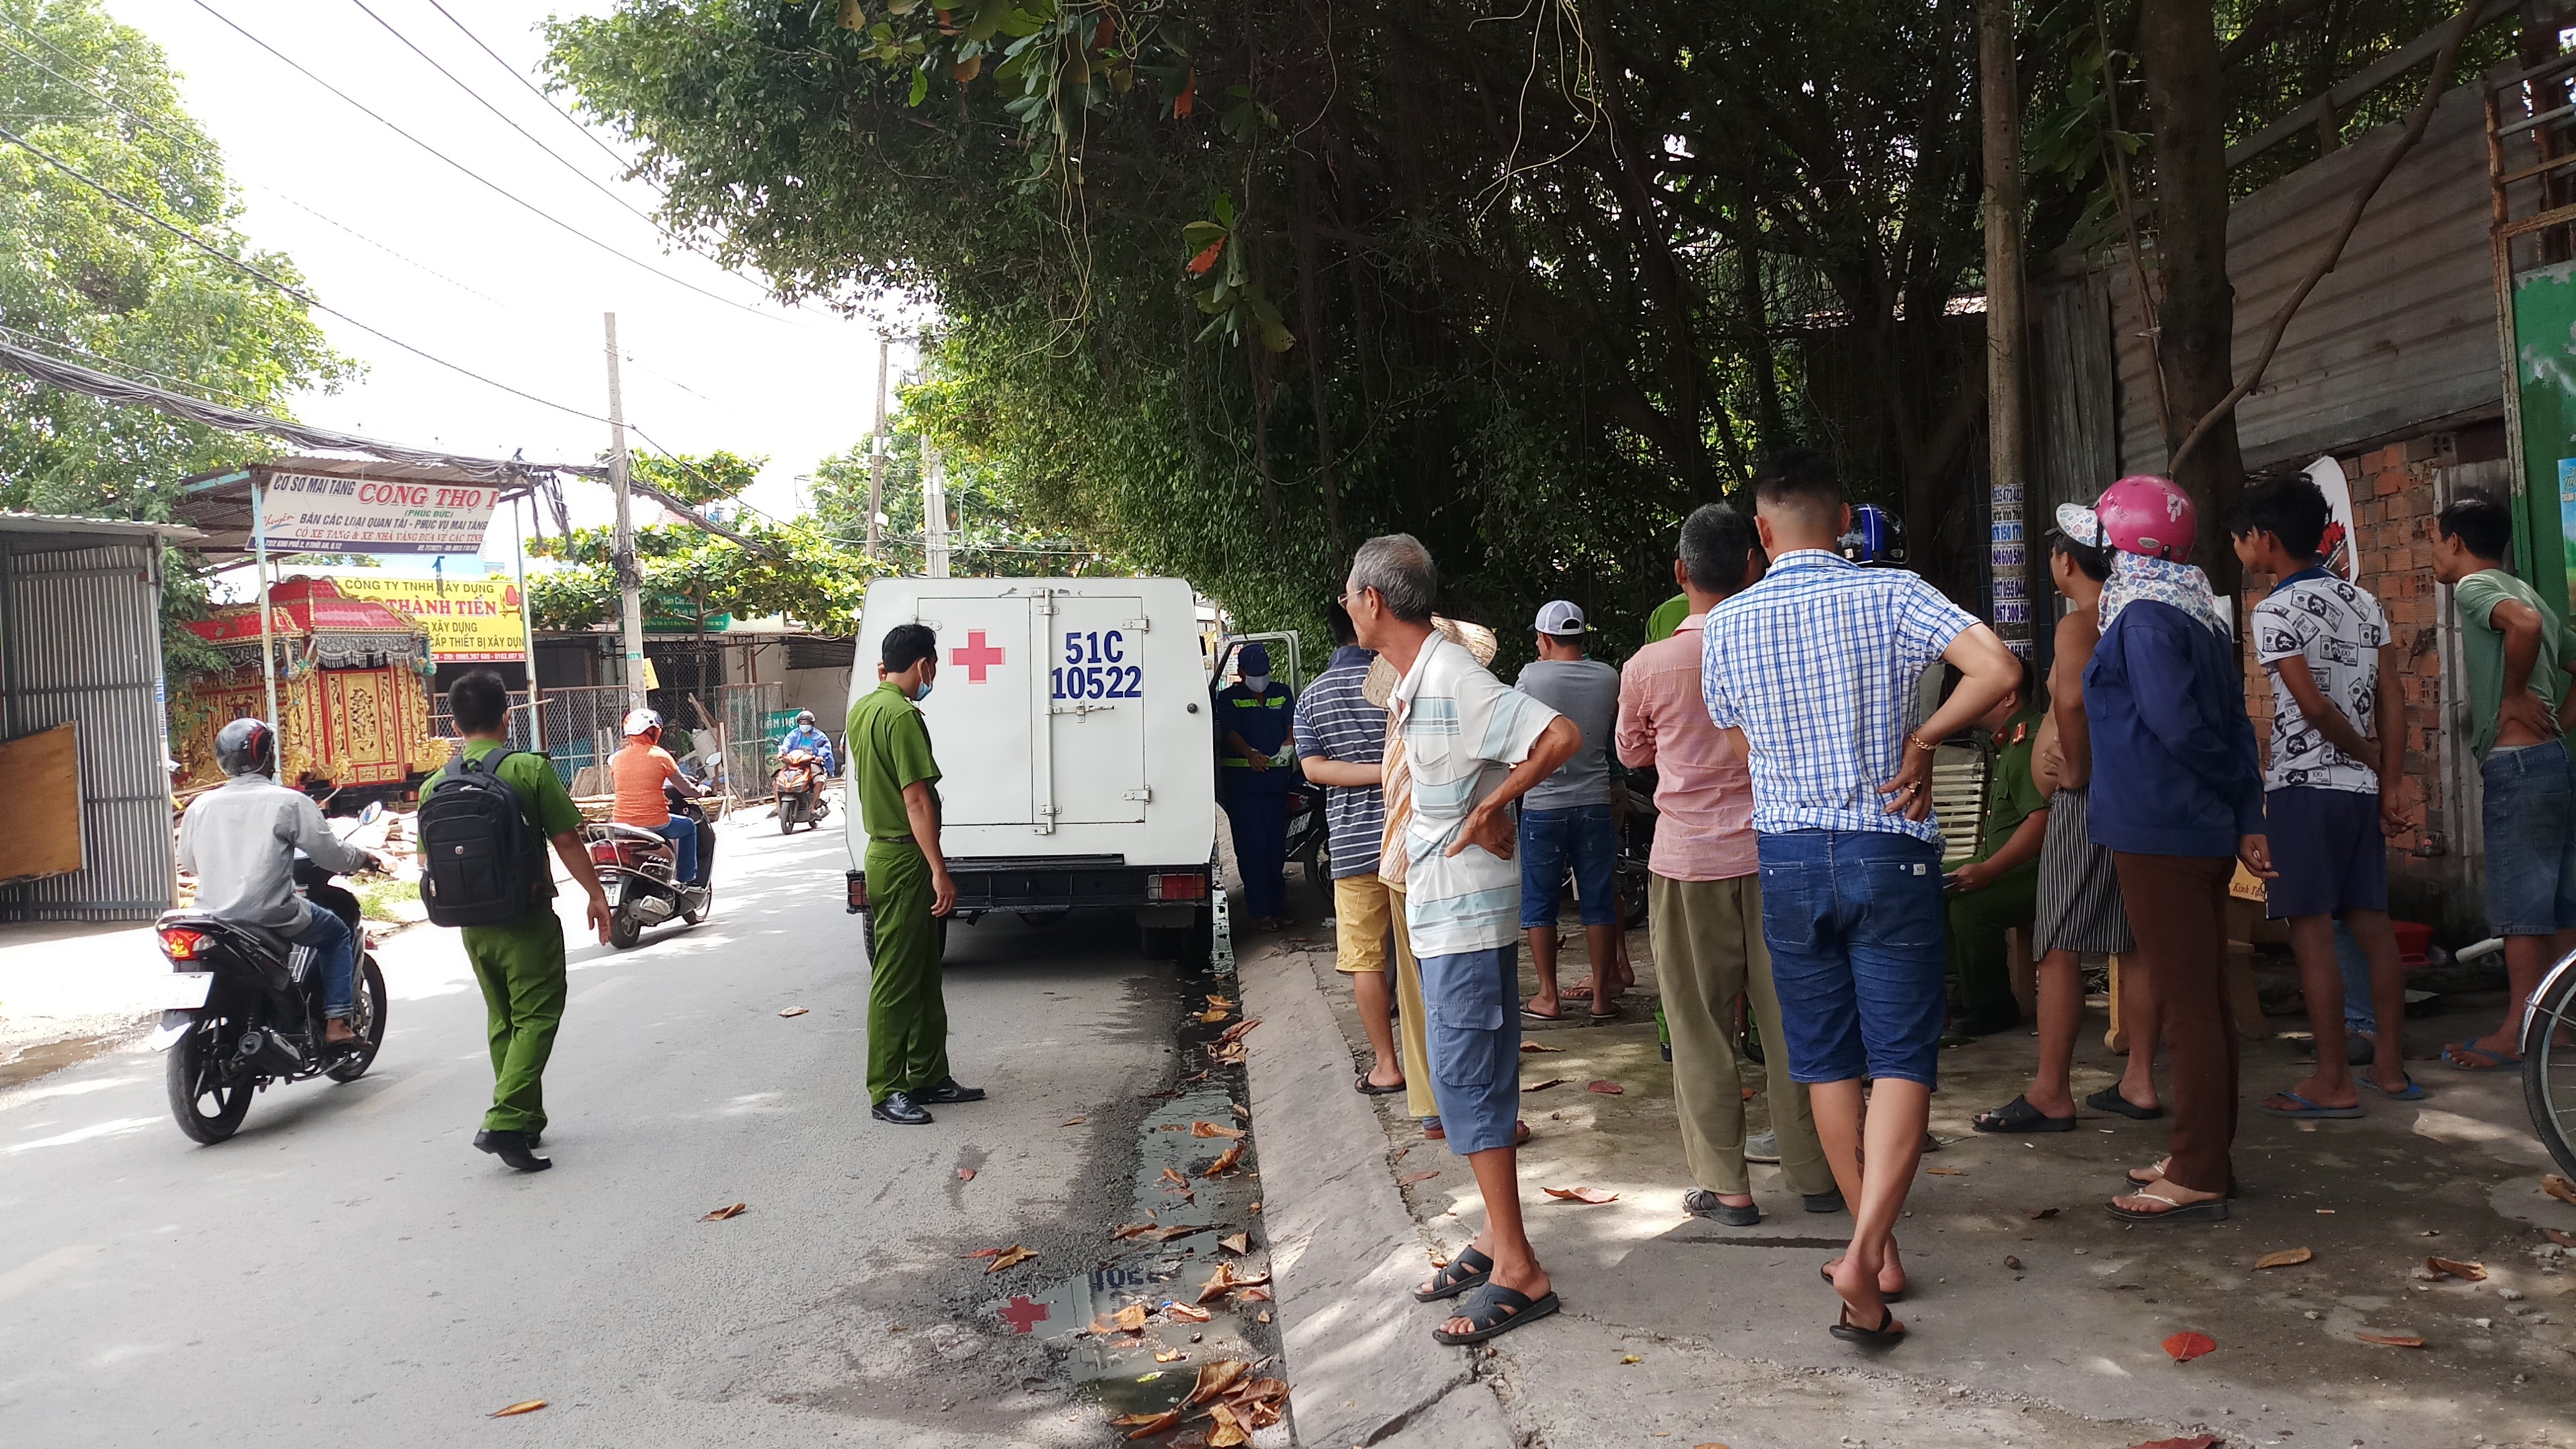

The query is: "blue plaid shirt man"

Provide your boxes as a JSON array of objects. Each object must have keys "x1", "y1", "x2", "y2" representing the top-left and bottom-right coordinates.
[{"x1": 1699, "y1": 550, "x2": 1977, "y2": 845}]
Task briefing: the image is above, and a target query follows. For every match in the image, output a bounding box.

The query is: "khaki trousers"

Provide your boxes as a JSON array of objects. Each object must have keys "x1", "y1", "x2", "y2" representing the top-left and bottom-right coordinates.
[
  {"x1": 1651, "y1": 872, "x2": 1835, "y2": 1197},
  {"x1": 1385, "y1": 882, "x2": 1438, "y2": 1121}
]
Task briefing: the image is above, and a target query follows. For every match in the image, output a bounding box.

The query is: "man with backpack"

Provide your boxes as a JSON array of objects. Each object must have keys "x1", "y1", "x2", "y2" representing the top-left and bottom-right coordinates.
[{"x1": 419, "y1": 671, "x2": 612, "y2": 1172}]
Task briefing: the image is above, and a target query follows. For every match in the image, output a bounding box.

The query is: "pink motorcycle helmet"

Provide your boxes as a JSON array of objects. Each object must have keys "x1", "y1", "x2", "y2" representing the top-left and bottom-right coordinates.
[{"x1": 2055, "y1": 474, "x2": 2197, "y2": 564}]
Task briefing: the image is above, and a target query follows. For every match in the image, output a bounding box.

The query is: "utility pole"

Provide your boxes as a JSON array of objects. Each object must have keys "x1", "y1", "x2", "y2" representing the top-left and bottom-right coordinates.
[
  {"x1": 604, "y1": 313, "x2": 647, "y2": 713},
  {"x1": 1978, "y1": 0, "x2": 2032, "y2": 660},
  {"x1": 922, "y1": 439, "x2": 950, "y2": 579},
  {"x1": 866, "y1": 335, "x2": 890, "y2": 562}
]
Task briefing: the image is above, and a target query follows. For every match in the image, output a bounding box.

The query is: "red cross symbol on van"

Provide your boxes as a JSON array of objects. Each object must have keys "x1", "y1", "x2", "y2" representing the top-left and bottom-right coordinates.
[
  {"x1": 997, "y1": 1294, "x2": 1050, "y2": 1334},
  {"x1": 951, "y1": 631, "x2": 1006, "y2": 683}
]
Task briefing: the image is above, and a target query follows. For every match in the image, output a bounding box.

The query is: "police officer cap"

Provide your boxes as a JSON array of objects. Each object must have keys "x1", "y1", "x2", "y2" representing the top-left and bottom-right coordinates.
[{"x1": 214, "y1": 717, "x2": 276, "y2": 777}]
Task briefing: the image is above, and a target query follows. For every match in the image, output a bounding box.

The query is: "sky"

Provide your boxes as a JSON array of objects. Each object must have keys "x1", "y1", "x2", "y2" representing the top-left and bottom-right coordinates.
[{"x1": 95, "y1": 0, "x2": 919, "y2": 570}]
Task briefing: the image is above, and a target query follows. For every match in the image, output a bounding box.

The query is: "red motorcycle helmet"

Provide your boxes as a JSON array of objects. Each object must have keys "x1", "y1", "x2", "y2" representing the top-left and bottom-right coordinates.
[{"x1": 2057, "y1": 474, "x2": 2197, "y2": 564}]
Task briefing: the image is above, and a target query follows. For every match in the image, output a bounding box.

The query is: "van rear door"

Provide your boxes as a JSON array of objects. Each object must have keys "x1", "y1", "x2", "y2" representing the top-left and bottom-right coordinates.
[
  {"x1": 910, "y1": 592, "x2": 1036, "y2": 827},
  {"x1": 1046, "y1": 592, "x2": 1148, "y2": 826}
]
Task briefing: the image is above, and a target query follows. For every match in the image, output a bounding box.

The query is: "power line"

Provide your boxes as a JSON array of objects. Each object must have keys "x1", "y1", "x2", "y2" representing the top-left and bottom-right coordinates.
[
  {"x1": 182, "y1": 0, "x2": 786, "y2": 324},
  {"x1": 0, "y1": 118, "x2": 612, "y2": 425},
  {"x1": 0, "y1": 323, "x2": 273, "y2": 411},
  {"x1": 418, "y1": 0, "x2": 654, "y2": 185},
  {"x1": 0, "y1": 26, "x2": 510, "y2": 312}
]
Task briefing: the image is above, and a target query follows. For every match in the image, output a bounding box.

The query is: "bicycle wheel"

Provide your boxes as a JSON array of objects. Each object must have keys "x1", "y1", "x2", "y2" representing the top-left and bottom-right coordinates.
[{"x1": 2522, "y1": 954, "x2": 2576, "y2": 1179}]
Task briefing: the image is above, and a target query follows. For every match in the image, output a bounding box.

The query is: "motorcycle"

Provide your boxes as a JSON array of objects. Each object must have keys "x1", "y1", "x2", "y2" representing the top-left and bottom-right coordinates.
[
  {"x1": 586, "y1": 786, "x2": 715, "y2": 949},
  {"x1": 151, "y1": 856, "x2": 388, "y2": 1144},
  {"x1": 773, "y1": 747, "x2": 831, "y2": 834}
]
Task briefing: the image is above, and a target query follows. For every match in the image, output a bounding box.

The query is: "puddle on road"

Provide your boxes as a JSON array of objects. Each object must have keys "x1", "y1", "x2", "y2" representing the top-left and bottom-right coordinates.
[
  {"x1": 982, "y1": 904, "x2": 1281, "y2": 1428},
  {"x1": 1, "y1": 1027, "x2": 138, "y2": 1093}
]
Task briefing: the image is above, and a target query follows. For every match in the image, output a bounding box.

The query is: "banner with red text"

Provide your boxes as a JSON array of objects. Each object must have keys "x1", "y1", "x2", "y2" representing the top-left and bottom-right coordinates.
[{"x1": 258, "y1": 471, "x2": 500, "y2": 554}]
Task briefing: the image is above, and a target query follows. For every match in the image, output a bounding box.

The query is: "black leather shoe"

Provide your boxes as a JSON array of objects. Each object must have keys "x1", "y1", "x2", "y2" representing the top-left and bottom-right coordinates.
[
  {"x1": 1803, "y1": 1189, "x2": 1847, "y2": 1214},
  {"x1": 474, "y1": 1129, "x2": 552, "y2": 1173},
  {"x1": 872, "y1": 1092, "x2": 933, "y2": 1125},
  {"x1": 919, "y1": 1078, "x2": 987, "y2": 1104},
  {"x1": 1682, "y1": 1188, "x2": 1759, "y2": 1226}
]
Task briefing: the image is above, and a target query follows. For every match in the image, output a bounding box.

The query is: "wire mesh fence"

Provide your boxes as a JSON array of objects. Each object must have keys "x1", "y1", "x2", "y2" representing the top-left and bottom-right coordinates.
[{"x1": 429, "y1": 682, "x2": 786, "y2": 796}]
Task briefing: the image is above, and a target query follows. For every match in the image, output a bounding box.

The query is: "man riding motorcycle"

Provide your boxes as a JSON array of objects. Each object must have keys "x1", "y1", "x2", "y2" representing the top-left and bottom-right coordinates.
[
  {"x1": 779, "y1": 710, "x2": 837, "y2": 776},
  {"x1": 608, "y1": 709, "x2": 709, "y2": 906},
  {"x1": 173, "y1": 719, "x2": 385, "y2": 1047}
]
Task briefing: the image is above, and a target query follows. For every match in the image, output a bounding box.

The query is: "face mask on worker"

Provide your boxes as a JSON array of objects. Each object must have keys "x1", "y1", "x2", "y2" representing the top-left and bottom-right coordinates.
[
  {"x1": 913, "y1": 678, "x2": 935, "y2": 703},
  {"x1": 1244, "y1": 673, "x2": 1270, "y2": 693}
]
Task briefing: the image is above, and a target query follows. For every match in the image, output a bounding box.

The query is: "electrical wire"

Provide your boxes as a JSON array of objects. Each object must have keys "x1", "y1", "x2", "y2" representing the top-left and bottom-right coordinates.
[
  {"x1": 418, "y1": 0, "x2": 653, "y2": 184},
  {"x1": 0, "y1": 118, "x2": 613, "y2": 425},
  {"x1": 0, "y1": 321, "x2": 273, "y2": 411},
  {"x1": 183, "y1": 0, "x2": 786, "y2": 324},
  {"x1": 0, "y1": 26, "x2": 510, "y2": 311}
]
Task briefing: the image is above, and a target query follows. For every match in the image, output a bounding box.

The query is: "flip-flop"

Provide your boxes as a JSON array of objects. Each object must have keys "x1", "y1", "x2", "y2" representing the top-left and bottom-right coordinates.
[
  {"x1": 1828, "y1": 1303, "x2": 1906, "y2": 1347},
  {"x1": 1521, "y1": 1005, "x2": 1564, "y2": 1022},
  {"x1": 2084, "y1": 1086, "x2": 2165, "y2": 1120},
  {"x1": 1819, "y1": 1262, "x2": 1906, "y2": 1302},
  {"x1": 2257, "y1": 1090, "x2": 2363, "y2": 1120},
  {"x1": 1971, "y1": 1094, "x2": 2076, "y2": 1134},
  {"x1": 1431, "y1": 1282, "x2": 1560, "y2": 1344},
  {"x1": 2442, "y1": 1039, "x2": 2519, "y2": 1072},
  {"x1": 1586, "y1": 1001, "x2": 1621, "y2": 1023},
  {"x1": 2105, "y1": 1187, "x2": 2229, "y2": 1224},
  {"x1": 1355, "y1": 1073, "x2": 1407, "y2": 1096},
  {"x1": 1412, "y1": 1246, "x2": 1494, "y2": 1302},
  {"x1": 2360, "y1": 1074, "x2": 2428, "y2": 1100}
]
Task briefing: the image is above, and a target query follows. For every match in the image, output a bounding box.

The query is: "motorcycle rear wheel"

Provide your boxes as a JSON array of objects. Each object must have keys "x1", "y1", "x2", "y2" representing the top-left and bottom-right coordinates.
[
  {"x1": 683, "y1": 884, "x2": 713, "y2": 925},
  {"x1": 165, "y1": 1021, "x2": 253, "y2": 1144},
  {"x1": 327, "y1": 956, "x2": 389, "y2": 1083},
  {"x1": 610, "y1": 907, "x2": 643, "y2": 950}
]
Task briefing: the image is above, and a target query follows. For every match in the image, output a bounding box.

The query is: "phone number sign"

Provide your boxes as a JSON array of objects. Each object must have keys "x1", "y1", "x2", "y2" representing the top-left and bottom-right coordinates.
[{"x1": 258, "y1": 471, "x2": 500, "y2": 554}]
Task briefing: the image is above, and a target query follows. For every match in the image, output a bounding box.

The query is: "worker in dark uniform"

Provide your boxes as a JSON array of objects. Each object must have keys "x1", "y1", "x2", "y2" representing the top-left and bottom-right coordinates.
[{"x1": 1218, "y1": 642, "x2": 1297, "y2": 930}]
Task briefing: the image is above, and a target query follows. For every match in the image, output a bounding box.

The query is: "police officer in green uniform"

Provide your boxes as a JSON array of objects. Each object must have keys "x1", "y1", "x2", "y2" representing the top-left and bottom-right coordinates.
[
  {"x1": 442, "y1": 671, "x2": 612, "y2": 1173},
  {"x1": 1943, "y1": 661, "x2": 2052, "y2": 1038},
  {"x1": 849, "y1": 623, "x2": 981, "y2": 1126}
]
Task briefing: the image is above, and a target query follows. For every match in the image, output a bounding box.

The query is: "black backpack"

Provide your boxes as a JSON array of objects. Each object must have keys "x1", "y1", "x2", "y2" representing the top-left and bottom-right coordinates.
[{"x1": 417, "y1": 749, "x2": 544, "y2": 928}]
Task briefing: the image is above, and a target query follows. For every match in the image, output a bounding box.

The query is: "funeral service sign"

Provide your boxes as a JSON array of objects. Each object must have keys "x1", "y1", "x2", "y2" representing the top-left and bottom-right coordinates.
[{"x1": 258, "y1": 471, "x2": 500, "y2": 554}]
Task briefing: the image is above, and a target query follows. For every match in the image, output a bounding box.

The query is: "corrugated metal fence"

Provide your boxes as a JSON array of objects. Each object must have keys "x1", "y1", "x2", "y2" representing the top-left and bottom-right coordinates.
[{"x1": 0, "y1": 535, "x2": 174, "y2": 920}]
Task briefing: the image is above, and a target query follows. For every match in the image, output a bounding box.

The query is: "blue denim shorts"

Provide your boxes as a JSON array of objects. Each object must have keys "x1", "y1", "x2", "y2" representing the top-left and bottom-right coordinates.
[
  {"x1": 1518, "y1": 804, "x2": 1619, "y2": 928},
  {"x1": 2481, "y1": 743, "x2": 2576, "y2": 936},
  {"x1": 2263, "y1": 786, "x2": 2387, "y2": 920},
  {"x1": 1755, "y1": 830, "x2": 1948, "y2": 1088},
  {"x1": 1418, "y1": 944, "x2": 1523, "y2": 1154}
]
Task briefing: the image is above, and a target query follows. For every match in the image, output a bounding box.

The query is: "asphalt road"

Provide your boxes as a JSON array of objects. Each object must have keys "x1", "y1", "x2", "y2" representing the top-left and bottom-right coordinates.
[{"x1": 0, "y1": 809, "x2": 1205, "y2": 1447}]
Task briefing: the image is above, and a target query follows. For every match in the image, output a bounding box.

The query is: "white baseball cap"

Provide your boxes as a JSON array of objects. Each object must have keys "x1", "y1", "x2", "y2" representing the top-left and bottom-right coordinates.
[{"x1": 1534, "y1": 600, "x2": 1588, "y2": 637}]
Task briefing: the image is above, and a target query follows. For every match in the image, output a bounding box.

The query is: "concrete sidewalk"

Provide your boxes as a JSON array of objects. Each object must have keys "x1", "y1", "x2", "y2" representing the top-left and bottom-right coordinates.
[{"x1": 1239, "y1": 920, "x2": 2576, "y2": 1449}]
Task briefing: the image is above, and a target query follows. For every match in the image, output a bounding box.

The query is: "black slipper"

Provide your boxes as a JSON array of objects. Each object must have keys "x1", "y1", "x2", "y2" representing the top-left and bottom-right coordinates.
[
  {"x1": 1355, "y1": 1073, "x2": 1407, "y2": 1096},
  {"x1": 1521, "y1": 1005, "x2": 1563, "y2": 1022},
  {"x1": 1972, "y1": 1094, "x2": 2077, "y2": 1134},
  {"x1": 1432, "y1": 1282, "x2": 1560, "y2": 1344},
  {"x1": 1413, "y1": 1246, "x2": 1494, "y2": 1302},
  {"x1": 1828, "y1": 1303, "x2": 1906, "y2": 1347},
  {"x1": 2084, "y1": 1086, "x2": 2165, "y2": 1120},
  {"x1": 1820, "y1": 1262, "x2": 1905, "y2": 1302}
]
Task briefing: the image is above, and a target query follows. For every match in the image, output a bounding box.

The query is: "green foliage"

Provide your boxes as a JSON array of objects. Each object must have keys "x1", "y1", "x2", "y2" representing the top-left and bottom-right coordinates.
[
  {"x1": 808, "y1": 384, "x2": 1121, "y2": 578},
  {"x1": 527, "y1": 511, "x2": 890, "y2": 635},
  {"x1": 632, "y1": 447, "x2": 764, "y2": 506}
]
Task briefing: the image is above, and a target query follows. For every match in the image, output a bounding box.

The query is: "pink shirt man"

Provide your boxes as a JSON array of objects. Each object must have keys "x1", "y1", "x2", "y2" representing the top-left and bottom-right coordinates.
[{"x1": 1616, "y1": 614, "x2": 1758, "y2": 882}]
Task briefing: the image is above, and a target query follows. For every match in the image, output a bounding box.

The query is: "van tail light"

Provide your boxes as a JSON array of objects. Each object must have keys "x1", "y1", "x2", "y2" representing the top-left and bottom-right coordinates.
[
  {"x1": 159, "y1": 927, "x2": 210, "y2": 962},
  {"x1": 1146, "y1": 872, "x2": 1207, "y2": 902},
  {"x1": 846, "y1": 870, "x2": 868, "y2": 914}
]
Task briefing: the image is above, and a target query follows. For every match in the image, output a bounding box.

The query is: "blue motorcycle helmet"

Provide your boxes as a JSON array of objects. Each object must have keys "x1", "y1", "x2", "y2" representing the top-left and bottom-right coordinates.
[{"x1": 1838, "y1": 504, "x2": 1908, "y2": 567}]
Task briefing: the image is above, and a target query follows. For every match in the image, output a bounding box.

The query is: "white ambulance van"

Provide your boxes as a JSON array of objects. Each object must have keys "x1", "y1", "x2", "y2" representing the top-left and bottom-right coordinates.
[{"x1": 843, "y1": 577, "x2": 1219, "y2": 960}]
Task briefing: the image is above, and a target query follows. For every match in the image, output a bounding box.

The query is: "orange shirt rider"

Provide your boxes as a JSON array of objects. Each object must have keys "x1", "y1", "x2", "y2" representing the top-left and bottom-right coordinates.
[{"x1": 607, "y1": 710, "x2": 705, "y2": 889}]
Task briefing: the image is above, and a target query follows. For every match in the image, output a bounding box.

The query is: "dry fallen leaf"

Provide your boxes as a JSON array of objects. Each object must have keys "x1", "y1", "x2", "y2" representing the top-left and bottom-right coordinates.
[
  {"x1": 1204, "y1": 992, "x2": 1233, "y2": 1010},
  {"x1": 1203, "y1": 1143, "x2": 1246, "y2": 1177},
  {"x1": 1427, "y1": 1248, "x2": 1450, "y2": 1268},
  {"x1": 1397, "y1": 1169, "x2": 1441, "y2": 1187},
  {"x1": 776, "y1": 1006, "x2": 808, "y2": 1017},
  {"x1": 2545, "y1": 1174, "x2": 2576, "y2": 1208},
  {"x1": 1110, "y1": 1302, "x2": 1149, "y2": 1333},
  {"x1": 1113, "y1": 1221, "x2": 1158, "y2": 1241},
  {"x1": 2160, "y1": 1330, "x2": 2217, "y2": 1362},
  {"x1": 1207, "y1": 1403, "x2": 1249, "y2": 1447},
  {"x1": 488, "y1": 1400, "x2": 546, "y2": 1418},
  {"x1": 1234, "y1": 1284, "x2": 1272, "y2": 1302},
  {"x1": 2356, "y1": 1332, "x2": 2426, "y2": 1349},
  {"x1": 1541, "y1": 1185, "x2": 1619, "y2": 1204},
  {"x1": 1255, "y1": 1309, "x2": 1272, "y2": 1324},
  {"x1": 1111, "y1": 1408, "x2": 1180, "y2": 1439},
  {"x1": 1191, "y1": 1120, "x2": 1246, "y2": 1139},
  {"x1": 2026, "y1": 1207, "x2": 2060, "y2": 1221},
  {"x1": 2127, "y1": 1437, "x2": 2221, "y2": 1449},
  {"x1": 984, "y1": 1244, "x2": 1038, "y2": 1274},
  {"x1": 1152, "y1": 1225, "x2": 1205, "y2": 1243},
  {"x1": 1220, "y1": 1232, "x2": 1251, "y2": 1254},
  {"x1": 2315, "y1": 1208, "x2": 2336, "y2": 1214},
  {"x1": 1198, "y1": 1008, "x2": 1230, "y2": 1024},
  {"x1": 1164, "y1": 1301, "x2": 1213, "y2": 1323},
  {"x1": 1217, "y1": 1018, "x2": 1262, "y2": 1044},
  {"x1": 1161, "y1": 1167, "x2": 1193, "y2": 1189},
  {"x1": 1156, "y1": 1348, "x2": 1186, "y2": 1362},
  {"x1": 1524, "y1": 1078, "x2": 1565, "y2": 1093},
  {"x1": 2425, "y1": 1256, "x2": 2488, "y2": 1282},
  {"x1": 1925, "y1": 1167, "x2": 1966, "y2": 1176},
  {"x1": 2255, "y1": 1247, "x2": 2313, "y2": 1271},
  {"x1": 1063, "y1": 1116, "x2": 1087, "y2": 1126},
  {"x1": 1619, "y1": 1354, "x2": 1642, "y2": 1364},
  {"x1": 700, "y1": 1202, "x2": 749, "y2": 1221},
  {"x1": 2545, "y1": 1227, "x2": 2576, "y2": 1249},
  {"x1": 955, "y1": 1168, "x2": 976, "y2": 1182},
  {"x1": 1521, "y1": 1042, "x2": 1564, "y2": 1053},
  {"x1": 1196, "y1": 1263, "x2": 1242, "y2": 1303},
  {"x1": 1586, "y1": 1080, "x2": 1624, "y2": 1095},
  {"x1": 1184, "y1": 1359, "x2": 1252, "y2": 1405}
]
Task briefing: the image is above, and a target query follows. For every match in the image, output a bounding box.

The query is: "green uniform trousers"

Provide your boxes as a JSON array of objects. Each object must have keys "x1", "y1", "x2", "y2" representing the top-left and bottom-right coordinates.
[
  {"x1": 462, "y1": 909, "x2": 568, "y2": 1135},
  {"x1": 866, "y1": 839, "x2": 950, "y2": 1103},
  {"x1": 1946, "y1": 857, "x2": 2040, "y2": 1028},
  {"x1": 1651, "y1": 872, "x2": 1837, "y2": 1198}
]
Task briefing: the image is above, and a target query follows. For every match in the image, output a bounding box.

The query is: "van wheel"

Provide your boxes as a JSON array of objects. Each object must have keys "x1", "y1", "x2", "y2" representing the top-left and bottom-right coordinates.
[{"x1": 862, "y1": 910, "x2": 946, "y2": 964}]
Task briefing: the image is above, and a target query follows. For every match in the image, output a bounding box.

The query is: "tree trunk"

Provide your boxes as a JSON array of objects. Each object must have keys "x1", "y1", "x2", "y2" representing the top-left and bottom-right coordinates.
[
  {"x1": 2137, "y1": 0, "x2": 2248, "y2": 588},
  {"x1": 1981, "y1": 0, "x2": 2031, "y2": 653}
]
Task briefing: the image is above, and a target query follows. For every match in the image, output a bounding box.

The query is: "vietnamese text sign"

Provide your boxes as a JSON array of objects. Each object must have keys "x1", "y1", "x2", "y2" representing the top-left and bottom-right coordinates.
[
  {"x1": 330, "y1": 574, "x2": 527, "y2": 662},
  {"x1": 258, "y1": 471, "x2": 500, "y2": 554}
]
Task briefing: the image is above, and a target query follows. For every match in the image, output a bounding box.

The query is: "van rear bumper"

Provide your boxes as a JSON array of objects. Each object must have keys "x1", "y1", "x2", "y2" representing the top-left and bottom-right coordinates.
[{"x1": 876, "y1": 855, "x2": 1211, "y2": 914}]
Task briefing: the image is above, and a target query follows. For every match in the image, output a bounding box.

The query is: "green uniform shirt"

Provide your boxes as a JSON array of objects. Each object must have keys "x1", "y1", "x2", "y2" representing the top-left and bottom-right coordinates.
[
  {"x1": 848, "y1": 682, "x2": 942, "y2": 842},
  {"x1": 459, "y1": 738, "x2": 582, "y2": 897},
  {"x1": 1646, "y1": 593, "x2": 1690, "y2": 647},
  {"x1": 2452, "y1": 568, "x2": 2576, "y2": 760},
  {"x1": 1970, "y1": 705, "x2": 2048, "y2": 866}
]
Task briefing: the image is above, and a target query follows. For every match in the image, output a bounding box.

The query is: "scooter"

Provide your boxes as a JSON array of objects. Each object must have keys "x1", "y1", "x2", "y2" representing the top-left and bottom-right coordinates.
[
  {"x1": 772, "y1": 748, "x2": 831, "y2": 834},
  {"x1": 586, "y1": 786, "x2": 715, "y2": 949},
  {"x1": 151, "y1": 854, "x2": 388, "y2": 1144}
]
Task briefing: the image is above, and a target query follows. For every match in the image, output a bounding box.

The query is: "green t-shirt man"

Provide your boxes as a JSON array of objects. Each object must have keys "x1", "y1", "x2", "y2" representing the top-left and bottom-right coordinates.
[
  {"x1": 459, "y1": 738, "x2": 583, "y2": 899},
  {"x1": 2452, "y1": 568, "x2": 2576, "y2": 759},
  {"x1": 847, "y1": 681, "x2": 944, "y2": 843},
  {"x1": 1969, "y1": 705, "x2": 2048, "y2": 867}
]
